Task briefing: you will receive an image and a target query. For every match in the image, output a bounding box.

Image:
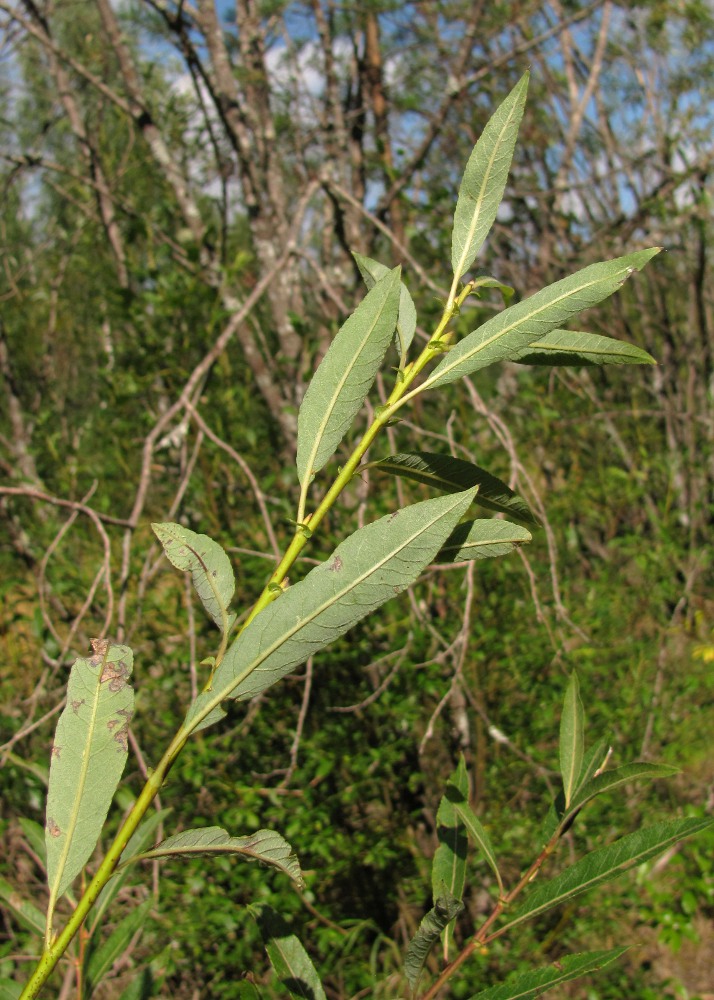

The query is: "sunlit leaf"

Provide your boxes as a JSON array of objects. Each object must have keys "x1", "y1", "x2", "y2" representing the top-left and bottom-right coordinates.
[
  {"x1": 424, "y1": 249, "x2": 661, "y2": 389},
  {"x1": 152, "y1": 523, "x2": 235, "y2": 634},
  {"x1": 452, "y1": 74, "x2": 529, "y2": 281},
  {"x1": 404, "y1": 893, "x2": 464, "y2": 990},
  {"x1": 296, "y1": 268, "x2": 401, "y2": 486},
  {"x1": 437, "y1": 519, "x2": 531, "y2": 563},
  {"x1": 185, "y1": 489, "x2": 476, "y2": 732},
  {"x1": 252, "y1": 904, "x2": 327, "y2": 1000},
  {"x1": 45, "y1": 642, "x2": 134, "y2": 913},
  {"x1": 560, "y1": 673, "x2": 584, "y2": 808},
  {"x1": 506, "y1": 818, "x2": 714, "y2": 931},
  {"x1": 373, "y1": 451, "x2": 537, "y2": 524},
  {"x1": 134, "y1": 827, "x2": 303, "y2": 888},
  {"x1": 512, "y1": 329, "x2": 657, "y2": 366},
  {"x1": 466, "y1": 948, "x2": 628, "y2": 999},
  {"x1": 353, "y1": 251, "x2": 417, "y2": 360}
]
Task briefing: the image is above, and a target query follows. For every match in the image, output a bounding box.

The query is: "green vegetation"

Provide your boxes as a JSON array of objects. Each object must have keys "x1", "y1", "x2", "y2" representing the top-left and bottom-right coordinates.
[{"x1": 1, "y1": 3, "x2": 712, "y2": 998}]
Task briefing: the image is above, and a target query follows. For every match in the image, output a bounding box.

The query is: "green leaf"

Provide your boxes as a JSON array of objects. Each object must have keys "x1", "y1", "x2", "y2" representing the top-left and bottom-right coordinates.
[
  {"x1": 471, "y1": 275, "x2": 515, "y2": 305},
  {"x1": 134, "y1": 826, "x2": 304, "y2": 888},
  {"x1": 45, "y1": 643, "x2": 134, "y2": 911},
  {"x1": 152, "y1": 523, "x2": 235, "y2": 634},
  {"x1": 565, "y1": 762, "x2": 680, "y2": 822},
  {"x1": 511, "y1": 329, "x2": 657, "y2": 366},
  {"x1": 404, "y1": 893, "x2": 464, "y2": 990},
  {"x1": 452, "y1": 74, "x2": 529, "y2": 281},
  {"x1": 453, "y1": 802, "x2": 503, "y2": 895},
  {"x1": 437, "y1": 519, "x2": 531, "y2": 563},
  {"x1": 352, "y1": 251, "x2": 417, "y2": 361},
  {"x1": 432, "y1": 755, "x2": 469, "y2": 956},
  {"x1": 560, "y1": 673, "x2": 584, "y2": 808},
  {"x1": 185, "y1": 489, "x2": 476, "y2": 732},
  {"x1": 506, "y1": 817, "x2": 714, "y2": 931},
  {"x1": 424, "y1": 248, "x2": 661, "y2": 389},
  {"x1": 466, "y1": 948, "x2": 628, "y2": 999},
  {"x1": 0, "y1": 981, "x2": 22, "y2": 1000},
  {"x1": 576, "y1": 737, "x2": 611, "y2": 792},
  {"x1": 251, "y1": 904, "x2": 327, "y2": 1000},
  {"x1": 117, "y1": 968, "x2": 153, "y2": 1000},
  {"x1": 85, "y1": 899, "x2": 153, "y2": 998},
  {"x1": 18, "y1": 818, "x2": 47, "y2": 869},
  {"x1": 296, "y1": 267, "x2": 401, "y2": 486},
  {"x1": 0, "y1": 878, "x2": 45, "y2": 936},
  {"x1": 373, "y1": 452, "x2": 537, "y2": 524}
]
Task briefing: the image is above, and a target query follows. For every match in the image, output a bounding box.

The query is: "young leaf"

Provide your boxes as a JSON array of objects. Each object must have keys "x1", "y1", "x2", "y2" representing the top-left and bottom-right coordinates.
[
  {"x1": 352, "y1": 251, "x2": 417, "y2": 361},
  {"x1": 296, "y1": 267, "x2": 401, "y2": 487},
  {"x1": 185, "y1": 489, "x2": 476, "y2": 732},
  {"x1": 506, "y1": 817, "x2": 714, "y2": 931},
  {"x1": 565, "y1": 762, "x2": 680, "y2": 822},
  {"x1": 84, "y1": 898, "x2": 153, "y2": 998},
  {"x1": 251, "y1": 904, "x2": 327, "y2": 1000},
  {"x1": 437, "y1": 519, "x2": 531, "y2": 563},
  {"x1": 373, "y1": 451, "x2": 538, "y2": 524},
  {"x1": 560, "y1": 673, "x2": 584, "y2": 808},
  {"x1": 511, "y1": 329, "x2": 656, "y2": 366},
  {"x1": 404, "y1": 893, "x2": 464, "y2": 990},
  {"x1": 453, "y1": 802, "x2": 503, "y2": 895},
  {"x1": 452, "y1": 73, "x2": 529, "y2": 281},
  {"x1": 152, "y1": 522, "x2": 235, "y2": 634},
  {"x1": 466, "y1": 947, "x2": 628, "y2": 999},
  {"x1": 133, "y1": 827, "x2": 304, "y2": 888},
  {"x1": 576, "y1": 736, "x2": 611, "y2": 792},
  {"x1": 0, "y1": 878, "x2": 46, "y2": 936},
  {"x1": 423, "y1": 248, "x2": 661, "y2": 390},
  {"x1": 432, "y1": 757, "x2": 469, "y2": 920},
  {"x1": 45, "y1": 642, "x2": 134, "y2": 917}
]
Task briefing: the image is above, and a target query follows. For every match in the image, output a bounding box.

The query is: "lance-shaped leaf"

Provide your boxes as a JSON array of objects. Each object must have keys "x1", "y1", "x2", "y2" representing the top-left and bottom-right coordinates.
[
  {"x1": 353, "y1": 251, "x2": 417, "y2": 361},
  {"x1": 404, "y1": 893, "x2": 464, "y2": 990},
  {"x1": 437, "y1": 519, "x2": 531, "y2": 563},
  {"x1": 432, "y1": 755, "x2": 469, "y2": 956},
  {"x1": 185, "y1": 489, "x2": 476, "y2": 732},
  {"x1": 373, "y1": 452, "x2": 537, "y2": 524},
  {"x1": 296, "y1": 267, "x2": 401, "y2": 486},
  {"x1": 511, "y1": 329, "x2": 656, "y2": 366},
  {"x1": 466, "y1": 947, "x2": 628, "y2": 1000},
  {"x1": 505, "y1": 817, "x2": 714, "y2": 932},
  {"x1": 0, "y1": 981, "x2": 22, "y2": 1000},
  {"x1": 560, "y1": 673, "x2": 584, "y2": 808},
  {"x1": 85, "y1": 898, "x2": 154, "y2": 998},
  {"x1": 453, "y1": 802, "x2": 503, "y2": 895},
  {"x1": 45, "y1": 642, "x2": 134, "y2": 913},
  {"x1": 452, "y1": 73, "x2": 529, "y2": 281},
  {"x1": 564, "y1": 762, "x2": 679, "y2": 824},
  {"x1": 152, "y1": 522, "x2": 235, "y2": 634},
  {"x1": 252, "y1": 904, "x2": 327, "y2": 1000},
  {"x1": 132, "y1": 826, "x2": 304, "y2": 888},
  {"x1": 423, "y1": 248, "x2": 661, "y2": 390},
  {"x1": 0, "y1": 877, "x2": 46, "y2": 936},
  {"x1": 576, "y1": 736, "x2": 612, "y2": 792}
]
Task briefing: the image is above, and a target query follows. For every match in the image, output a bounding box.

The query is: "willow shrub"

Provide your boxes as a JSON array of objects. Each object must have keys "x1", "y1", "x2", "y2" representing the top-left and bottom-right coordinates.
[{"x1": 8, "y1": 73, "x2": 712, "y2": 1000}]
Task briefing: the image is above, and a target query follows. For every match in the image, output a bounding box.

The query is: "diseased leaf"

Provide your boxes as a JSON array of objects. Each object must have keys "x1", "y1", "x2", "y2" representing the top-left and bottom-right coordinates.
[
  {"x1": 252, "y1": 904, "x2": 327, "y2": 1000},
  {"x1": 466, "y1": 948, "x2": 628, "y2": 999},
  {"x1": 373, "y1": 451, "x2": 537, "y2": 524},
  {"x1": 135, "y1": 827, "x2": 303, "y2": 888},
  {"x1": 506, "y1": 818, "x2": 714, "y2": 931},
  {"x1": 512, "y1": 329, "x2": 656, "y2": 366},
  {"x1": 185, "y1": 489, "x2": 476, "y2": 733},
  {"x1": 560, "y1": 673, "x2": 584, "y2": 808},
  {"x1": 85, "y1": 899, "x2": 153, "y2": 998},
  {"x1": 424, "y1": 249, "x2": 661, "y2": 389},
  {"x1": 296, "y1": 268, "x2": 401, "y2": 486},
  {"x1": 404, "y1": 893, "x2": 464, "y2": 990},
  {"x1": 566, "y1": 762, "x2": 679, "y2": 821},
  {"x1": 452, "y1": 74, "x2": 529, "y2": 281},
  {"x1": 437, "y1": 519, "x2": 531, "y2": 563},
  {"x1": 0, "y1": 878, "x2": 45, "y2": 936},
  {"x1": 45, "y1": 642, "x2": 134, "y2": 913},
  {"x1": 152, "y1": 523, "x2": 235, "y2": 634},
  {"x1": 432, "y1": 756, "x2": 469, "y2": 959},
  {"x1": 353, "y1": 251, "x2": 417, "y2": 361}
]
